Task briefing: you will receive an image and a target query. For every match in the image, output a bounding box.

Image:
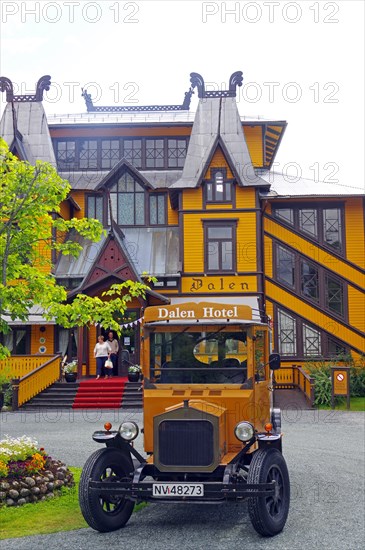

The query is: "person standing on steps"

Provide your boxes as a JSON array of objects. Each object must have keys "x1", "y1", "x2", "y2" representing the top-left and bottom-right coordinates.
[
  {"x1": 93, "y1": 335, "x2": 112, "y2": 379},
  {"x1": 107, "y1": 331, "x2": 119, "y2": 377}
]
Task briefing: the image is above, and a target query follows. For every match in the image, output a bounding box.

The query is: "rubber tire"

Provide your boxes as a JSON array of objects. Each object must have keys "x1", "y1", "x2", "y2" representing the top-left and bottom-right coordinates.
[
  {"x1": 247, "y1": 448, "x2": 290, "y2": 537},
  {"x1": 79, "y1": 448, "x2": 135, "y2": 532}
]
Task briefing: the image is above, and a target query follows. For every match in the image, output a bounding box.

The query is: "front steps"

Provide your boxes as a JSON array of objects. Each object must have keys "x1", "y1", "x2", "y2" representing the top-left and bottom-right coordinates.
[
  {"x1": 21, "y1": 382, "x2": 79, "y2": 409},
  {"x1": 121, "y1": 382, "x2": 143, "y2": 408},
  {"x1": 20, "y1": 377, "x2": 143, "y2": 410},
  {"x1": 72, "y1": 377, "x2": 128, "y2": 409}
]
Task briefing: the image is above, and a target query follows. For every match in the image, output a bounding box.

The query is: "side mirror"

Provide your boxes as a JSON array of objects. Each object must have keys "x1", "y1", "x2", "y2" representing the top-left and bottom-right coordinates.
[{"x1": 269, "y1": 353, "x2": 281, "y2": 371}]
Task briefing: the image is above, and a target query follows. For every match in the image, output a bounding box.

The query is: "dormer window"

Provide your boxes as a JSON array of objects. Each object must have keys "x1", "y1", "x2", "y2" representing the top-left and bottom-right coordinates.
[
  {"x1": 110, "y1": 172, "x2": 145, "y2": 225},
  {"x1": 87, "y1": 169, "x2": 166, "y2": 227},
  {"x1": 205, "y1": 169, "x2": 234, "y2": 204}
]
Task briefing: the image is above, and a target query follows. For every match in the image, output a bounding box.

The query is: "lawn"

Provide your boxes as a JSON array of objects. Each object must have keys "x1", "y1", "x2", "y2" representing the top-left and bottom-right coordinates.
[
  {"x1": 318, "y1": 396, "x2": 365, "y2": 411},
  {"x1": 0, "y1": 467, "x2": 145, "y2": 540}
]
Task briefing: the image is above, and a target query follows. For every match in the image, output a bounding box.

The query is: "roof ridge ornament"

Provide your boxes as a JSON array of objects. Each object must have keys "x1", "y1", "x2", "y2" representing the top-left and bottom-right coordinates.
[
  {"x1": 81, "y1": 83, "x2": 194, "y2": 113},
  {"x1": 190, "y1": 71, "x2": 243, "y2": 98},
  {"x1": 0, "y1": 75, "x2": 51, "y2": 102}
]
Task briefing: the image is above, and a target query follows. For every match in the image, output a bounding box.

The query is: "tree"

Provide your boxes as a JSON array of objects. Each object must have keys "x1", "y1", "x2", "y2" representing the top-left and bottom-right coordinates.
[{"x1": 0, "y1": 139, "x2": 152, "y2": 358}]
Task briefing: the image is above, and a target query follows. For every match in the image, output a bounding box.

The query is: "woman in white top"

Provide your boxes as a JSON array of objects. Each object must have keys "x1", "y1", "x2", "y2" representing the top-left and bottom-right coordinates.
[{"x1": 94, "y1": 335, "x2": 112, "y2": 379}]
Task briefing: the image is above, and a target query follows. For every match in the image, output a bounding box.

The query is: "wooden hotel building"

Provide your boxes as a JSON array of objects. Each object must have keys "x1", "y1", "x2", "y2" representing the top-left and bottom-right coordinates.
[{"x1": 0, "y1": 72, "x2": 364, "y2": 379}]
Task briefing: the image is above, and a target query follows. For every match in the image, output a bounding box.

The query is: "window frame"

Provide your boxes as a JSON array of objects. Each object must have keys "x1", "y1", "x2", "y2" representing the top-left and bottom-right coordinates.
[
  {"x1": 275, "y1": 306, "x2": 348, "y2": 360},
  {"x1": 203, "y1": 220, "x2": 237, "y2": 273},
  {"x1": 273, "y1": 242, "x2": 347, "y2": 320},
  {"x1": 149, "y1": 193, "x2": 167, "y2": 226},
  {"x1": 272, "y1": 203, "x2": 345, "y2": 256},
  {"x1": 86, "y1": 175, "x2": 168, "y2": 228},
  {"x1": 203, "y1": 168, "x2": 235, "y2": 206},
  {"x1": 53, "y1": 136, "x2": 189, "y2": 172}
]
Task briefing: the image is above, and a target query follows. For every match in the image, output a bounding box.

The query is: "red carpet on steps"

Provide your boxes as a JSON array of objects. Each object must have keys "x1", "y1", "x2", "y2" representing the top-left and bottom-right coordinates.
[{"x1": 72, "y1": 377, "x2": 128, "y2": 409}]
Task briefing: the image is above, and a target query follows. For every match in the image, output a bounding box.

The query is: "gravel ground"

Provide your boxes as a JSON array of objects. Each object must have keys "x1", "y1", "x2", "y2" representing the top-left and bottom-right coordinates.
[{"x1": 1, "y1": 407, "x2": 364, "y2": 550}]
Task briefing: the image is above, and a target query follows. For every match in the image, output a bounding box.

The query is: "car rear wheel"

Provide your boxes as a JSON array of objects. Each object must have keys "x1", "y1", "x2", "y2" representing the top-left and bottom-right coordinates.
[
  {"x1": 79, "y1": 448, "x2": 135, "y2": 532},
  {"x1": 247, "y1": 447, "x2": 290, "y2": 537}
]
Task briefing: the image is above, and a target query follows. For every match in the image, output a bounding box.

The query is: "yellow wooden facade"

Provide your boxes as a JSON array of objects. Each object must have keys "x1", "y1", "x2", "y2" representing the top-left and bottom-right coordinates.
[{"x1": 2, "y1": 92, "x2": 364, "y2": 374}]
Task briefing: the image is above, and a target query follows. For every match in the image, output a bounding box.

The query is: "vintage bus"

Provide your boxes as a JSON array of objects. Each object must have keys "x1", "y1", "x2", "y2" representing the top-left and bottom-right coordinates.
[{"x1": 79, "y1": 302, "x2": 290, "y2": 537}]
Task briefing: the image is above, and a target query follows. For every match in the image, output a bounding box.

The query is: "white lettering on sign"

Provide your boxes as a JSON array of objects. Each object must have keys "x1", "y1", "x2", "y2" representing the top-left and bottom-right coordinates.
[
  {"x1": 202, "y1": 307, "x2": 238, "y2": 318},
  {"x1": 158, "y1": 307, "x2": 196, "y2": 319},
  {"x1": 158, "y1": 306, "x2": 238, "y2": 320}
]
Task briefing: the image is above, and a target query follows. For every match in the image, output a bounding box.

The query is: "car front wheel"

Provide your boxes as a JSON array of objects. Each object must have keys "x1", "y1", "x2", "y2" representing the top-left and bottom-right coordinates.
[
  {"x1": 79, "y1": 448, "x2": 135, "y2": 532},
  {"x1": 247, "y1": 447, "x2": 290, "y2": 537}
]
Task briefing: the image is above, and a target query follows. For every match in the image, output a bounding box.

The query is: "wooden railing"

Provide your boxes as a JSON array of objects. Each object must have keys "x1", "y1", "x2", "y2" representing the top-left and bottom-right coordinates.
[
  {"x1": 274, "y1": 365, "x2": 315, "y2": 407},
  {"x1": 11, "y1": 355, "x2": 61, "y2": 408},
  {"x1": 0, "y1": 355, "x2": 57, "y2": 379}
]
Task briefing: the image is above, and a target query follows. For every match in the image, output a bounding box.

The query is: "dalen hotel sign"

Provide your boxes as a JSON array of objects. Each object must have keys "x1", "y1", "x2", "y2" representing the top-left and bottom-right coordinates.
[{"x1": 144, "y1": 303, "x2": 252, "y2": 322}]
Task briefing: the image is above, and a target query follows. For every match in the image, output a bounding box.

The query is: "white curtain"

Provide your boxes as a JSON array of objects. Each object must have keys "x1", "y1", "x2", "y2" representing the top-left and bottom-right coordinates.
[{"x1": 58, "y1": 328, "x2": 69, "y2": 360}]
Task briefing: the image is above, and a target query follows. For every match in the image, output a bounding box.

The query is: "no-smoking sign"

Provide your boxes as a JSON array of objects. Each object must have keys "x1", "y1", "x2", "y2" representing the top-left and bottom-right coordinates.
[{"x1": 331, "y1": 367, "x2": 350, "y2": 407}]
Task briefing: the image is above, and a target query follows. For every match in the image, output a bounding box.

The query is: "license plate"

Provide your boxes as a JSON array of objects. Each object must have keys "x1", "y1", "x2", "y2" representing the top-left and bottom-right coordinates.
[{"x1": 152, "y1": 483, "x2": 204, "y2": 497}]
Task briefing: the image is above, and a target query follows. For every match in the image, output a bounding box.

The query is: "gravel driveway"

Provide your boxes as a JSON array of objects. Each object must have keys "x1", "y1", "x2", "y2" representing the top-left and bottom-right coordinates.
[{"x1": 1, "y1": 407, "x2": 364, "y2": 550}]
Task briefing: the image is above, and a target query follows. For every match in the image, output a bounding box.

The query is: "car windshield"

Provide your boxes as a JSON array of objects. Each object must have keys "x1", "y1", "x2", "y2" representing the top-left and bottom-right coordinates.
[{"x1": 149, "y1": 329, "x2": 248, "y2": 384}]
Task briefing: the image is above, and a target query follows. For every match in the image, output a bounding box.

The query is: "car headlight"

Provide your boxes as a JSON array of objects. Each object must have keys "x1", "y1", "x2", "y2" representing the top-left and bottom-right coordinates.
[
  {"x1": 118, "y1": 421, "x2": 139, "y2": 441},
  {"x1": 234, "y1": 421, "x2": 254, "y2": 442}
]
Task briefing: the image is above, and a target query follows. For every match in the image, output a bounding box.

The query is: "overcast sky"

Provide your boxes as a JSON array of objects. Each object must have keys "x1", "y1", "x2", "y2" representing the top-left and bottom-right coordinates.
[{"x1": 0, "y1": 0, "x2": 364, "y2": 187}]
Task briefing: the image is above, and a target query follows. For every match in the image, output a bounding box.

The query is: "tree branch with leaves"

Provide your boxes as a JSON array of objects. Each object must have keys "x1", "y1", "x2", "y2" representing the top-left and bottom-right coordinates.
[{"x1": 0, "y1": 139, "x2": 154, "y2": 359}]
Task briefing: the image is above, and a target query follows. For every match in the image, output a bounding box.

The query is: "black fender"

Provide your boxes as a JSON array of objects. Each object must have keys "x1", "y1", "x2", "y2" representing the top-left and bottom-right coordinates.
[{"x1": 92, "y1": 430, "x2": 145, "y2": 464}]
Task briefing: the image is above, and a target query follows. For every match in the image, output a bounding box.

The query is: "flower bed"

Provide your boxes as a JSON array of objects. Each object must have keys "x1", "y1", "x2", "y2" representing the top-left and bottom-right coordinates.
[{"x1": 0, "y1": 435, "x2": 74, "y2": 507}]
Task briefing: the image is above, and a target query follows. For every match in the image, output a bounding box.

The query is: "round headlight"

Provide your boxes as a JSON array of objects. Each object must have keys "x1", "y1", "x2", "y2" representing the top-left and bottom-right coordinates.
[
  {"x1": 234, "y1": 421, "x2": 254, "y2": 442},
  {"x1": 118, "y1": 421, "x2": 139, "y2": 441}
]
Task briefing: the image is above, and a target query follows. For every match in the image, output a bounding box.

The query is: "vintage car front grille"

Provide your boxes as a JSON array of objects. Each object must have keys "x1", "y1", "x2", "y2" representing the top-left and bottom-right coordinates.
[{"x1": 158, "y1": 420, "x2": 214, "y2": 467}]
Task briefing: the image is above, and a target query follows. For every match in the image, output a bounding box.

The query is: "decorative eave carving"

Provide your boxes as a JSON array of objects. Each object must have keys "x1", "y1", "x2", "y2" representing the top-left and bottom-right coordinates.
[
  {"x1": 190, "y1": 71, "x2": 243, "y2": 98},
  {"x1": 81, "y1": 85, "x2": 194, "y2": 113},
  {"x1": 0, "y1": 75, "x2": 51, "y2": 102}
]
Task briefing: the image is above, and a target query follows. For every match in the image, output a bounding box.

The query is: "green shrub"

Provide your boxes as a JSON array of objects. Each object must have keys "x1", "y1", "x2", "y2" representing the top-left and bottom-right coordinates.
[
  {"x1": 307, "y1": 355, "x2": 365, "y2": 406},
  {"x1": 307, "y1": 364, "x2": 332, "y2": 406},
  {"x1": 350, "y1": 365, "x2": 365, "y2": 397}
]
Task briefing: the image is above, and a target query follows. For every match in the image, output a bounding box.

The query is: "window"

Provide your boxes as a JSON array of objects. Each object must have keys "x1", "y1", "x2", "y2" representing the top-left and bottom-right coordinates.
[
  {"x1": 276, "y1": 307, "x2": 349, "y2": 359},
  {"x1": 273, "y1": 205, "x2": 344, "y2": 254},
  {"x1": 79, "y1": 140, "x2": 98, "y2": 169},
  {"x1": 87, "y1": 195, "x2": 103, "y2": 225},
  {"x1": 325, "y1": 275, "x2": 344, "y2": 316},
  {"x1": 149, "y1": 194, "x2": 166, "y2": 225},
  {"x1": 327, "y1": 337, "x2": 347, "y2": 358},
  {"x1": 277, "y1": 245, "x2": 295, "y2": 287},
  {"x1": 150, "y1": 330, "x2": 248, "y2": 384},
  {"x1": 254, "y1": 329, "x2": 267, "y2": 380},
  {"x1": 110, "y1": 172, "x2": 145, "y2": 225},
  {"x1": 323, "y1": 208, "x2": 342, "y2": 251},
  {"x1": 168, "y1": 139, "x2": 187, "y2": 168},
  {"x1": 277, "y1": 309, "x2": 296, "y2": 356},
  {"x1": 146, "y1": 139, "x2": 164, "y2": 168},
  {"x1": 301, "y1": 260, "x2": 319, "y2": 301},
  {"x1": 4, "y1": 327, "x2": 29, "y2": 355},
  {"x1": 204, "y1": 223, "x2": 236, "y2": 272},
  {"x1": 303, "y1": 323, "x2": 321, "y2": 356},
  {"x1": 124, "y1": 140, "x2": 142, "y2": 168},
  {"x1": 101, "y1": 140, "x2": 120, "y2": 169},
  {"x1": 56, "y1": 140, "x2": 76, "y2": 170},
  {"x1": 274, "y1": 243, "x2": 345, "y2": 319},
  {"x1": 274, "y1": 208, "x2": 293, "y2": 225},
  {"x1": 54, "y1": 137, "x2": 188, "y2": 171},
  {"x1": 205, "y1": 170, "x2": 233, "y2": 204},
  {"x1": 299, "y1": 208, "x2": 317, "y2": 237}
]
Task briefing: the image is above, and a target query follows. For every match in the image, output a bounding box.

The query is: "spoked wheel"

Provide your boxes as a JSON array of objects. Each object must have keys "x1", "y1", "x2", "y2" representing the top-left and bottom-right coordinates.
[
  {"x1": 79, "y1": 448, "x2": 135, "y2": 532},
  {"x1": 247, "y1": 448, "x2": 290, "y2": 537}
]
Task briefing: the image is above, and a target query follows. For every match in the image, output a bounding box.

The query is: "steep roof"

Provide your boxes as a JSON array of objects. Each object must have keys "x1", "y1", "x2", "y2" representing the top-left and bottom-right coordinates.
[{"x1": 171, "y1": 97, "x2": 267, "y2": 188}]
